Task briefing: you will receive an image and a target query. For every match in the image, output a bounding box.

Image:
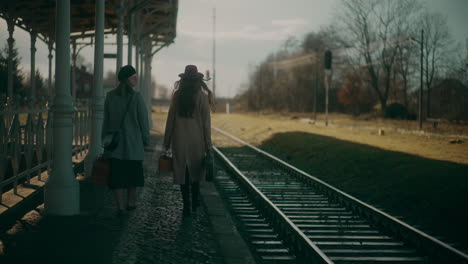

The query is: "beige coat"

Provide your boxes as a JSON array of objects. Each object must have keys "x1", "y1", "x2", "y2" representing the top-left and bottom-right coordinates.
[{"x1": 163, "y1": 90, "x2": 212, "y2": 184}]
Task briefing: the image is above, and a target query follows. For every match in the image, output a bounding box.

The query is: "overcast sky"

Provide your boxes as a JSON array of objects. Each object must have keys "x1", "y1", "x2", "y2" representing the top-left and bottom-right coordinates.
[{"x1": 0, "y1": 0, "x2": 467, "y2": 98}]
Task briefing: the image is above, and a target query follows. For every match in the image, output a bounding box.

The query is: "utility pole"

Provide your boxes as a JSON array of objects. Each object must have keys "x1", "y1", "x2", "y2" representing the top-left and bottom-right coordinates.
[
  {"x1": 273, "y1": 53, "x2": 277, "y2": 80},
  {"x1": 465, "y1": 38, "x2": 468, "y2": 86},
  {"x1": 212, "y1": 7, "x2": 216, "y2": 100},
  {"x1": 418, "y1": 29, "x2": 424, "y2": 130}
]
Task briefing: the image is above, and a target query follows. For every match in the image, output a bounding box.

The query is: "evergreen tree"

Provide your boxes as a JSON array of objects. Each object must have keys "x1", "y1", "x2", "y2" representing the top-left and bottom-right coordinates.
[{"x1": 0, "y1": 42, "x2": 25, "y2": 104}]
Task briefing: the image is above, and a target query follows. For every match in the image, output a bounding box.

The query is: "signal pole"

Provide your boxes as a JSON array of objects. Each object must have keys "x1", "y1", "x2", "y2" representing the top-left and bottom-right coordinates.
[{"x1": 324, "y1": 50, "x2": 332, "y2": 126}]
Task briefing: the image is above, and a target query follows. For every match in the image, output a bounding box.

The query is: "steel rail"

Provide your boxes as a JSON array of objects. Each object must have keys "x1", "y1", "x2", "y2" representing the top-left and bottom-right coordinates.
[
  {"x1": 213, "y1": 126, "x2": 468, "y2": 264},
  {"x1": 214, "y1": 146, "x2": 334, "y2": 264},
  {"x1": 214, "y1": 164, "x2": 299, "y2": 262}
]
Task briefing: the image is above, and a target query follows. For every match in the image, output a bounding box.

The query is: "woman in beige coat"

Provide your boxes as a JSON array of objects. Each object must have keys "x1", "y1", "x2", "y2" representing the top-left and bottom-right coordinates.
[{"x1": 164, "y1": 65, "x2": 213, "y2": 216}]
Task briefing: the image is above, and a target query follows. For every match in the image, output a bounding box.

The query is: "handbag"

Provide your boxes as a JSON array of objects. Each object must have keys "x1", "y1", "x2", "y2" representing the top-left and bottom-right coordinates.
[
  {"x1": 203, "y1": 149, "x2": 214, "y2": 181},
  {"x1": 91, "y1": 154, "x2": 111, "y2": 185},
  {"x1": 102, "y1": 131, "x2": 120, "y2": 152},
  {"x1": 103, "y1": 93, "x2": 135, "y2": 152},
  {"x1": 158, "y1": 153, "x2": 173, "y2": 172}
]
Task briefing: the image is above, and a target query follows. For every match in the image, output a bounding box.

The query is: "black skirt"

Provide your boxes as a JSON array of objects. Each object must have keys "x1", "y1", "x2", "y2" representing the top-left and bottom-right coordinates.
[{"x1": 109, "y1": 158, "x2": 144, "y2": 189}]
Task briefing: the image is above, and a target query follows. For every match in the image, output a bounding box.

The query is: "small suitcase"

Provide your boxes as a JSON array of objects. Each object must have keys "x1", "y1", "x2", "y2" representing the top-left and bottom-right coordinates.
[
  {"x1": 91, "y1": 155, "x2": 110, "y2": 185},
  {"x1": 158, "y1": 155, "x2": 173, "y2": 172}
]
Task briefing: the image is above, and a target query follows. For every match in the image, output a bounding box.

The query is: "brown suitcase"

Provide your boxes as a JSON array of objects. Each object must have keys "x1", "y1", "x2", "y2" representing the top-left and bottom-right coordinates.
[
  {"x1": 158, "y1": 155, "x2": 173, "y2": 172},
  {"x1": 91, "y1": 155, "x2": 110, "y2": 185}
]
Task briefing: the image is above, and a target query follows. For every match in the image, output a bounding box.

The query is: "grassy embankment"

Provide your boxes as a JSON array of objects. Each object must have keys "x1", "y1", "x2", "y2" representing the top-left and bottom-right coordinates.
[{"x1": 210, "y1": 112, "x2": 468, "y2": 252}]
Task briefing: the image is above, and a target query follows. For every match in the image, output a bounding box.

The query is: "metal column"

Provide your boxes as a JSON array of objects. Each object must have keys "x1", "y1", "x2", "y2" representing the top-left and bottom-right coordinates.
[
  {"x1": 47, "y1": 39, "x2": 54, "y2": 102},
  {"x1": 141, "y1": 40, "x2": 149, "y2": 99},
  {"x1": 30, "y1": 31, "x2": 37, "y2": 106},
  {"x1": 44, "y1": 0, "x2": 80, "y2": 215},
  {"x1": 84, "y1": 0, "x2": 105, "y2": 178},
  {"x1": 71, "y1": 39, "x2": 77, "y2": 100},
  {"x1": 6, "y1": 18, "x2": 15, "y2": 108},
  {"x1": 135, "y1": 14, "x2": 141, "y2": 91},
  {"x1": 144, "y1": 47, "x2": 153, "y2": 128},
  {"x1": 117, "y1": 0, "x2": 124, "y2": 71},
  {"x1": 135, "y1": 42, "x2": 140, "y2": 89},
  {"x1": 139, "y1": 48, "x2": 144, "y2": 92},
  {"x1": 127, "y1": 0, "x2": 134, "y2": 65},
  {"x1": 46, "y1": 38, "x2": 54, "y2": 172}
]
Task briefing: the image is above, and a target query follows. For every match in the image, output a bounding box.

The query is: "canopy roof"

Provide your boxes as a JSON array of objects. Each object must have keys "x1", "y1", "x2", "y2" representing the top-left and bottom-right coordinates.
[{"x1": 0, "y1": 0, "x2": 178, "y2": 46}]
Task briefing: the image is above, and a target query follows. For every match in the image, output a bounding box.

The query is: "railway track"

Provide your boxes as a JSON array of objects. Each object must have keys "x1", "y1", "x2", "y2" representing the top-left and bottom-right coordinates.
[{"x1": 212, "y1": 127, "x2": 468, "y2": 264}]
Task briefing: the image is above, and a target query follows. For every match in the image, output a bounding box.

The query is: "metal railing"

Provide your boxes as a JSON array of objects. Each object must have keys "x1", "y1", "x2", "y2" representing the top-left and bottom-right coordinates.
[{"x1": 0, "y1": 106, "x2": 91, "y2": 202}]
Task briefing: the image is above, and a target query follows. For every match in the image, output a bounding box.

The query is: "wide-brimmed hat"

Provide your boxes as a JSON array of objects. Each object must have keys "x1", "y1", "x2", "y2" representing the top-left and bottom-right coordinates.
[
  {"x1": 118, "y1": 65, "x2": 136, "y2": 82},
  {"x1": 178, "y1": 65, "x2": 204, "y2": 80}
]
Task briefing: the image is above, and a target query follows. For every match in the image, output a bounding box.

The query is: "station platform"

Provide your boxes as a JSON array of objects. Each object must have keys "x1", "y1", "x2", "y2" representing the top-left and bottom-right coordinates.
[{"x1": 0, "y1": 130, "x2": 254, "y2": 264}]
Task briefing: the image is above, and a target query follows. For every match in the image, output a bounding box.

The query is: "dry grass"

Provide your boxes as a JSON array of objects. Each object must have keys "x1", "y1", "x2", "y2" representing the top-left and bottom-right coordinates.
[
  {"x1": 152, "y1": 109, "x2": 468, "y2": 165},
  {"x1": 211, "y1": 112, "x2": 468, "y2": 165}
]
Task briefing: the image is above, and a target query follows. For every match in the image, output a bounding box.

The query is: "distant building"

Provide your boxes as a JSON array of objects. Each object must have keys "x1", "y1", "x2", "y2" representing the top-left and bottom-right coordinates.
[{"x1": 74, "y1": 66, "x2": 93, "y2": 99}]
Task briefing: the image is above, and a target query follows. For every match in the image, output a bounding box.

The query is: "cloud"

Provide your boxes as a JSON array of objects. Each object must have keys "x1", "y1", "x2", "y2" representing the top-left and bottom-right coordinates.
[
  {"x1": 180, "y1": 22, "x2": 305, "y2": 41},
  {"x1": 271, "y1": 18, "x2": 308, "y2": 26},
  {"x1": 179, "y1": 15, "x2": 308, "y2": 41}
]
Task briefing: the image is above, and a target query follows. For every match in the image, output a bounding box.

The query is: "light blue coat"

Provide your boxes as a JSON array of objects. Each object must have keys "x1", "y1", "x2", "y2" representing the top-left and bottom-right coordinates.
[{"x1": 102, "y1": 86, "x2": 149, "y2": 160}]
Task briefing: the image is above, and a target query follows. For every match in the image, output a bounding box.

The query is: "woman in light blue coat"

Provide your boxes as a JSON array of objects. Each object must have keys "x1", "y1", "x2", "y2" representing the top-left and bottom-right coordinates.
[{"x1": 102, "y1": 65, "x2": 149, "y2": 216}]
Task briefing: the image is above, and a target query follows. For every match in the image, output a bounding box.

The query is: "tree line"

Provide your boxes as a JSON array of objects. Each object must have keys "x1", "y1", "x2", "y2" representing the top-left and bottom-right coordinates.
[
  {"x1": 0, "y1": 44, "x2": 48, "y2": 107},
  {"x1": 236, "y1": 0, "x2": 468, "y2": 121}
]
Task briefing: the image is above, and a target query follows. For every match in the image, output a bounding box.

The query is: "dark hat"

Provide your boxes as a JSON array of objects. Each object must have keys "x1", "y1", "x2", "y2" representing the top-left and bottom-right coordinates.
[
  {"x1": 118, "y1": 65, "x2": 137, "y2": 82},
  {"x1": 178, "y1": 65, "x2": 204, "y2": 80}
]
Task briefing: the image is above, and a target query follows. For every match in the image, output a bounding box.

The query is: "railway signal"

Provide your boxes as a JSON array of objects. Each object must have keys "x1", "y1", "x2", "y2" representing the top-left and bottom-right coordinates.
[{"x1": 324, "y1": 50, "x2": 332, "y2": 69}]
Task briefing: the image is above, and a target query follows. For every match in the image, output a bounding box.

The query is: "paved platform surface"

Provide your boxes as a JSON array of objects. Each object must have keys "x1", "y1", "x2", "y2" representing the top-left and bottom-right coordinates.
[{"x1": 0, "y1": 132, "x2": 249, "y2": 264}]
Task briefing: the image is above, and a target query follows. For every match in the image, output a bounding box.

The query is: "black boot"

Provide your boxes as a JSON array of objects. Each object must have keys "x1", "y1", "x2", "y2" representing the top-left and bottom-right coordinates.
[
  {"x1": 180, "y1": 184, "x2": 191, "y2": 216},
  {"x1": 191, "y1": 181, "x2": 200, "y2": 212}
]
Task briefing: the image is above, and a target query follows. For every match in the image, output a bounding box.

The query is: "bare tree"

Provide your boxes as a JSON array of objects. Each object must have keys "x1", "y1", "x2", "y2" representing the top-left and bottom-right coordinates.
[
  {"x1": 155, "y1": 83, "x2": 169, "y2": 99},
  {"x1": 281, "y1": 36, "x2": 300, "y2": 55},
  {"x1": 394, "y1": 4, "x2": 420, "y2": 108},
  {"x1": 395, "y1": 40, "x2": 417, "y2": 107},
  {"x1": 338, "y1": 70, "x2": 376, "y2": 115},
  {"x1": 242, "y1": 27, "x2": 342, "y2": 113},
  {"x1": 75, "y1": 54, "x2": 93, "y2": 73},
  {"x1": 103, "y1": 70, "x2": 116, "y2": 87},
  {"x1": 339, "y1": 0, "x2": 420, "y2": 114}
]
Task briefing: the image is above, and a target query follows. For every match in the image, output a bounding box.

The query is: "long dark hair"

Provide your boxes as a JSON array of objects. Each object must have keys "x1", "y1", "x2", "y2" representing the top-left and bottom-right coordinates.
[{"x1": 172, "y1": 78, "x2": 214, "y2": 117}]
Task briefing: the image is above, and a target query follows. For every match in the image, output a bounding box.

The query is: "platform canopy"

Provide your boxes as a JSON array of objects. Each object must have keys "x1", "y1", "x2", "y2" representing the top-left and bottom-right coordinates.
[{"x1": 0, "y1": 0, "x2": 178, "y2": 46}]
